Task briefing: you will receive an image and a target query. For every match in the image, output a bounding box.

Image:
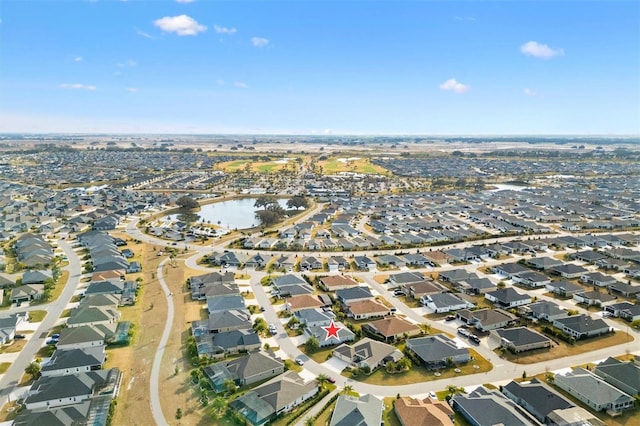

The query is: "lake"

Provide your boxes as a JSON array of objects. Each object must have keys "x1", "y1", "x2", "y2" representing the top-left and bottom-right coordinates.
[{"x1": 168, "y1": 198, "x2": 288, "y2": 230}]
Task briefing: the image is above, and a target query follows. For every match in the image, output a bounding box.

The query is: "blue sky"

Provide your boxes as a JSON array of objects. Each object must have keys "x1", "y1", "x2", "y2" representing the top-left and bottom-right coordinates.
[{"x1": 1, "y1": 0, "x2": 639, "y2": 135}]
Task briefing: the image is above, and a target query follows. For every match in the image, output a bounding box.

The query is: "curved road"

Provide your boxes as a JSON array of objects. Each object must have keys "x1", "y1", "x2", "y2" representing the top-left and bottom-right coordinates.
[
  {"x1": 126, "y1": 214, "x2": 640, "y2": 419},
  {"x1": 149, "y1": 257, "x2": 173, "y2": 426},
  {"x1": 0, "y1": 240, "x2": 84, "y2": 404}
]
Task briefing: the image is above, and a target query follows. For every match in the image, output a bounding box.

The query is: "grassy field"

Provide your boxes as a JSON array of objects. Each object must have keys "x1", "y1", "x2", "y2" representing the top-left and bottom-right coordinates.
[
  {"x1": 0, "y1": 362, "x2": 11, "y2": 374},
  {"x1": 219, "y1": 158, "x2": 293, "y2": 173},
  {"x1": 319, "y1": 157, "x2": 389, "y2": 175}
]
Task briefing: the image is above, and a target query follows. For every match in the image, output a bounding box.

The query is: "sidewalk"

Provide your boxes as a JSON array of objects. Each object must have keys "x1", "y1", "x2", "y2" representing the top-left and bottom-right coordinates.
[{"x1": 293, "y1": 388, "x2": 338, "y2": 426}]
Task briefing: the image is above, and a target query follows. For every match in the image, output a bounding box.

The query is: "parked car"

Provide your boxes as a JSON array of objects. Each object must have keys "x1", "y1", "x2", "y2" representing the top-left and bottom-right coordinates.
[
  {"x1": 295, "y1": 357, "x2": 305, "y2": 366},
  {"x1": 393, "y1": 289, "x2": 405, "y2": 296},
  {"x1": 14, "y1": 334, "x2": 26, "y2": 339},
  {"x1": 457, "y1": 328, "x2": 470, "y2": 338},
  {"x1": 445, "y1": 315, "x2": 456, "y2": 321},
  {"x1": 327, "y1": 377, "x2": 336, "y2": 384},
  {"x1": 469, "y1": 334, "x2": 481, "y2": 344}
]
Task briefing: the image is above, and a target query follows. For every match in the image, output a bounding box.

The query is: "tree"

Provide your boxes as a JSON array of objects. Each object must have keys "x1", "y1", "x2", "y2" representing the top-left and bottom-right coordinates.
[
  {"x1": 253, "y1": 318, "x2": 267, "y2": 335},
  {"x1": 304, "y1": 417, "x2": 315, "y2": 426},
  {"x1": 25, "y1": 361, "x2": 41, "y2": 380},
  {"x1": 305, "y1": 335, "x2": 319, "y2": 353},
  {"x1": 211, "y1": 396, "x2": 227, "y2": 418},
  {"x1": 287, "y1": 195, "x2": 309, "y2": 210},
  {"x1": 316, "y1": 373, "x2": 329, "y2": 389},
  {"x1": 254, "y1": 196, "x2": 277, "y2": 209},
  {"x1": 176, "y1": 195, "x2": 199, "y2": 210},
  {"x1": 224, "y1": 379, "x2": 237, "y2": 395},
  {"x1": 341, "y1": 385, "x2": 353, "y2": 395},
  {"x1": 255, "y1": 204, "x2": 286, "y2": 227}
]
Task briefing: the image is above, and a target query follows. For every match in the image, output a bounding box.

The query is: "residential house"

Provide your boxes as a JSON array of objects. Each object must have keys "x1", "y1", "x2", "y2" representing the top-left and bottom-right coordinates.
[
  {"x1": 388, "y1": 271, "x2": 426, "y2": 286},
  {"x1": 319, "y1": 275, "x2": 359, "y2": 292},
  {"x1": 206, "y1": 295, "x2": 246, "y2": 315},
  {"x1": 22, "y1": 270, "x2": 53, "y2": 285},
  {"x1": 573, "y1": 290, "x2": 617, "y2": 307},
  {"x1": 56, "y1": 325, "x2": 111, "y2": 350},
  {"x1": 24, "y1": 368, "x2": 121, "y2": 410},
  {"x1": 457, "y1": 308, "x2": 516, "y2": 332},
  {"x1": 193, "y1": 309, "x2": 252, "y2": 334},
  {"x1": 502, "y1": 379, "x2": 574, "y2": 423},
  {"x1": 594, "y1": 357, "x2": 640, "y2": 397},
  {"x1": 491, "y1": 327, "x2": 552, "y2": 353},
  {"x1": 451, "y1": 386, "x2": 535, "y2": 426},
  {"x1": 327, "y1": 256, "x2": 350, "y2": 271},
  {"x1": 285, "y1": 294, "x2": 324, "y2": 313},
  {"x1": 394, "y1": 396, "x2": 454, "y2": 426},
  {"x1": 67, "y1": 305, "x2": 120, "y2": 329},
  {"x1": 552, "y1": 264, "x2": 589, "y2": 279},
  {"x1": 0, "y1": 313, "x2": 27, "y2": 344},
  {"x1": 229, "y1": 371, "x2": 318, "y2": 425},
  {"x1": 438, "y1": 269, "x2": 476, "y2": 284},
  {"x1": 554, "y1": 368, "x2": 635, "y2": 412},
  {"x1": 519, "y1": 301, "x2": 567, "y2": 322},
  {"x1": 485, "y1": 288, "x2": 531, "y2": 308},
  {"x1": 421, "y1": 293, "x2": 474, "y2": 313},
  {"x1": 40, "y1": 346, "x2": 106, "y2": 377},
  {"x1": 203, "y1": 351, "x2": 285, "y2": 392},
  {"x1": 545, "y1": 280, "x2": 584, "y2": 297},
  {"x1": 299, "y1": 256, "x2": 322, "y2": 271},
  {"x1": 354, "y1": 255, "x2": 376, "y2": 270},
  {"x1": 10, "y1": 284, "x2": 44, "y2": 304},
  {"x1": 330, "y1": 394, "x2": 383, "y2": 426},
  {"x1": 404, "y1": 280, "x2": 446, "y2": 299},
  {"x1": 456, "y1": 278, "x2": 497, "y2": 295},
  {"x1": 609, "y1": 281, "x2": 640, "y2": 298},
  {"x1": 493, "y1": 263, "x2": 529, "y2": 278},
  {"x1": 406, "y1": 335, "x2": 470, "y2": 369},
  {"x1": 346, "y1": 299, "x2": 391, "y2": 320},
  {"x1": 552, "y1": 315, "x2": 611, "y2": 340},
  {"x1": 294, "y1": 308, "x2": 335, "y2": 328},
  {"x1": 271, "y1": 274, "x2": 313, "y2": 296},
  {"x1": 362, "y1": 316, "x2": 421, "y2": 342},
  {"x1": 581, "y1": 272, "x2": 617, "y2": 287},
  {"x1": 514, "y1": 271, "x2": 551, "y2": 288},
  {"x1": 333, "y1": 337, "x2": 403, "y2": 370},
  {"x1": 305, "y1": 321, "x2": 355, "y2": 347},
  {"x1": 336, "y1": 286, "x2": 374, "y2": 307},
  {"x1": 546, "y1": 407, "x2": 605, "y2": 426},
  {"x1": 527, "y1": 256, "x2": 563, "y2": 271}
]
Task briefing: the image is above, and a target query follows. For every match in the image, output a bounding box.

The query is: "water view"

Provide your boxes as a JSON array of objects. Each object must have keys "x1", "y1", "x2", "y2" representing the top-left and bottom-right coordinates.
[{"x1": 168, "y1": 198, "x2": 288, "y2": 230}]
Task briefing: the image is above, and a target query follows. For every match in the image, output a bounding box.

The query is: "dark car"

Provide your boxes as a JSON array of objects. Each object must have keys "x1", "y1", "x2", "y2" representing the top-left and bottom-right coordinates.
[
  {"x1": 327, "y1": 377, "x2": 336, "y2": 384},
  {"x1": 14, "y1": 334, "x2": 26, "y2": 339},
  {"x1": 445, "y1": 315, "x2": 456, "y2": 321}
]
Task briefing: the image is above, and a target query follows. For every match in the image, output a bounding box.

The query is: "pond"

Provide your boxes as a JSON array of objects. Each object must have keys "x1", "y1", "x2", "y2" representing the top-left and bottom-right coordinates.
[{"x1": 168, "y1": 198, "x2": 288, "y2": 230}]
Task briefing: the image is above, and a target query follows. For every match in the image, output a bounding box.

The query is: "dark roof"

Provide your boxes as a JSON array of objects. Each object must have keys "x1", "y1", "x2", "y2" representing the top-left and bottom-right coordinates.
[
  {"x1": 503, "y1": 378, "x2": 573, "y2": 420},
  {"x1": 494, "y1": 327, "x2": 551, "y2": 347}
]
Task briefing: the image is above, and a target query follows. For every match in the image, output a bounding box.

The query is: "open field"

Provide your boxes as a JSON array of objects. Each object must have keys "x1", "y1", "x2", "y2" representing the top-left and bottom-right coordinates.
[
  {"x1": 319, "y1": 157, "x2": 389, "y2": 175},
  {"x1": 218, "y1": 158, "x2": 295, "y2": 173}
]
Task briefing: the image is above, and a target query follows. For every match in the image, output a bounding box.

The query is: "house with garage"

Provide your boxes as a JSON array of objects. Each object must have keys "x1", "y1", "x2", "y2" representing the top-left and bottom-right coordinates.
[
  {"x1": 294, "y1": 308, "x2": 335, "y2": 328},
  {"x1": 554, "y1": 368, "x2": 635, "y2": 413},
  {"x1": 330, "y1": 394, "x2": 383, "y2": 426},
  {"x1": 594, "y1": 357, "x2": 640, "y2": 397},
  {"x1": 519, "y1": 301, "x2": 567, "y2": 322},
  {"x1": 514, "y1": 271, "x2": 551, "y2": 288},
  {"x1": 609, "y1": 281, "x2": 640, "y2": 298},
  {"x1": 318, "y1": 275, "x2": 359, "y2": 292},
  {"x1": 394, "y1": 396, "x2": 454, "y2": 426},
  {"x1": 229, "y1": 371, "x2": 318, "y2": 425},
  {"x1": 336, "y1": 286, "x2": 374, "y2": 308},
  {"x1": 485, "y1": 288, "x2": 531, "y2": 309},
  {"x1": 421, "y1": 293, "x2": 474, "y2": 313},
  {"x1": 332, "y1": 337, "x2": 403, "y2": 371},
  {"x1": 553, "y1": 315, "x2": 611, "y2": 340},
  {"x1": 455, "y1": 278, "x2": 497, "y2": 295},
  {"x1": 438, "y1": 269, "x2": 477, "y2": 284},
  {"x1": 56, "y1": 325, "x2": 112, "y2": 350},
  {"x1": 406, "y1": 334, "x2": 470, "y2": 369},
  {"x1": 491, "y1": 327, "x2": 551, "y2": 353},
  {"x1": 527, "y1": 256, "x2": 563, "y2": 271},
  {"x1": 580, "y1": 272, "x2": 617, "y2": 287},
  {"x1": 451, "y1": 386, "x2": 534, "y2": 426},
  {"x1": 492, "y1": 262, "x2": 529, "y2": 278},
  {"x1": 502, "y1": 379, "x2": 574, "y2": 423},
  {"x1": 10, "y1": 284, "x2": 44, "y2": 304},
  {"x1": 0, "y1": 313, "x2": 27, "y2": 344},
  {"x1": 305, "y1": 321, "x2": 355, "y2": 347},
  {"x1": 552, "y1": 263, "x2": 589, "y2": 279},
  {"x1": 457, "y1": 308, "x2": 517, "y2": 332},
  {"x1": 545, "y1": 280, "x2": 584, "y2": 297},
  {"x1": 203, "y1": 351, "x2": 285, "y2": 392},
  {"x1": 346, "y1": 299, "x2": 391, "y2": 320},
  {"x1": 573, "y1": 290, "x2": 617, "y2": 307},
  {"x1": 193, "y1": 329, "x2": 260, "y2": 358},
  {"x1": 404, "y1": 280, "x2": 446, "y2": 299},
  {"x1": 285, "y1": 294, "x2": 325, "y2": 313},
  {"x1": 271, "y1": 274, "x2": 313, "y2": 296},
  {"x1": 362, "y1": 316, "x2": 421, "y2": 342},
  {"x1": 354, "y1": 255, "x2": 376, "y2": 271}
]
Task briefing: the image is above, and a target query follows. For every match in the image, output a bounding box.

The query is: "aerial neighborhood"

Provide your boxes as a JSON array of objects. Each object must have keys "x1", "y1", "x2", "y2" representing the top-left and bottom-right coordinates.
[{"x1": 0, "y1": 139, "x2": 638, "y2": 426}]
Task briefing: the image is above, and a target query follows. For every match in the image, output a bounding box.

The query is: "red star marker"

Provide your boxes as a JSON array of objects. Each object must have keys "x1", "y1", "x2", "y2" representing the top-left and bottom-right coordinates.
[{"x1": 323, "y1": 321, "x2": 342, "y2": 340}]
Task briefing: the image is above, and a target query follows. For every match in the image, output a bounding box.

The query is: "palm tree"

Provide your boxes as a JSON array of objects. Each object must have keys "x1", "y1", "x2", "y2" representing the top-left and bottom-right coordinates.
[
  {"x1": 304, "y1": 416, "x2": 315, "y2": 426},
  {"x1": 341, "y1": 384, "x2": 353, "y2": 396},
  {"x1": 224, "y1": 379, "x2": 237, "y2": 395},
  {"x1": 316, "y1": 373, "x2": 329, "y2": 390},
  {"x1": 25, "y1": 361, "x2": 41, "y2": 380}
]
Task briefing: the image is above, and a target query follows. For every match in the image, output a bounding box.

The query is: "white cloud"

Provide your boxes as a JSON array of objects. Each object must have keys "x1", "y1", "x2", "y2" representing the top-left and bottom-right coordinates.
[
  {"x1": 214, "y1": 25, "x2": 236, "y2": 34},
  {"x1": 233, "y1": 81, "x2": 248, "y2": 89},
  {"x1": 135, "y1": 28, "x2": 155, "y2": 39},
  {"x1": 74, "y1": 56, "x2": 83, "y2": 62},
  {"x1": 59, "y1": 83, "x2": 96, "y2": 91},
  {"x1": 439, "y1": 78, "x2": 470, "y2": 94},
  {"x1": 523, "y1": 88, "x2": 537, "y2": 96},
  {"x1": 251, "y1": 37, "x2": 269, "y2": 47},
  {"x1": 154, "y1": 15, "x2": 206, "y2": 36},
  {"x1": 126, "y1": 87, "x2": 139, "y2": 93},
  {"x1": 520, "y1": 41, "x2": 564, "y2": 59}
]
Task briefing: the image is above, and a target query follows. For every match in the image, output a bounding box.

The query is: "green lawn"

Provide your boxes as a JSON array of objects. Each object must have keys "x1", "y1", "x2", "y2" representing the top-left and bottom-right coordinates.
[
  {"x1": 382, "y1": 398, "x2": 403, "y2": 426},
  {"x1": 347, "y1": 349, "x2": 492, "y2": 385},
  {"x1": 28, "y1": 310, "x2": 47, "y2": 322},
  {"x1": 0, "y1": 362, "x2": 11, "y2": 374},
  {"x1": 299, "y1": 345, "x2": 336, "y2": 363}
]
